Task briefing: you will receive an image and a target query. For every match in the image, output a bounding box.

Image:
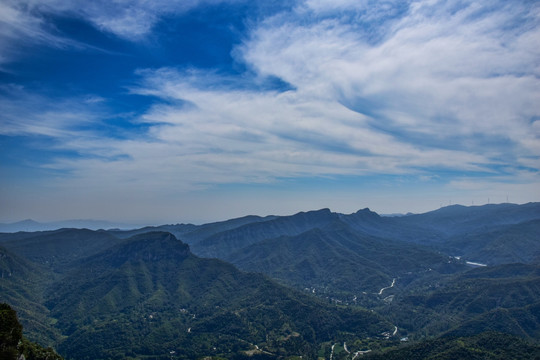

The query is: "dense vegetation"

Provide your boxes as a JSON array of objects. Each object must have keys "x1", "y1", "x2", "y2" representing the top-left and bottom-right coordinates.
[
  {"x1": 365, "y1": 332, "x2": 540, "y2": 360},
  {"x1": 0, "y1": 203, "x2": 539, "y2": 359},
  {"x1": 0, "y1": 303, "x2": 63, "y2": 360}
]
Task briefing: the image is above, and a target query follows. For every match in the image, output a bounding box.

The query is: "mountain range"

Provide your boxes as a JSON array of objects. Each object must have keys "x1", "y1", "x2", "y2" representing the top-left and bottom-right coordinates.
[{"x1": 1, "y1": 202, "x2": 539, "y2": 359}]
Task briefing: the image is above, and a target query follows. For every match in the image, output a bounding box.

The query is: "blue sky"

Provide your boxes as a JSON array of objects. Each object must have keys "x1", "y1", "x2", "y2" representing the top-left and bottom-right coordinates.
[{"x1": 1, "y1": 0, "x2": 539, "y2": 224}]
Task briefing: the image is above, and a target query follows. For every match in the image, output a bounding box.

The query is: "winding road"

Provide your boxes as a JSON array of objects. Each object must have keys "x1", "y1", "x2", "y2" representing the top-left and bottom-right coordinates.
[{"x1": 378, "y1": 278, "x2": 396, "y2": 295}]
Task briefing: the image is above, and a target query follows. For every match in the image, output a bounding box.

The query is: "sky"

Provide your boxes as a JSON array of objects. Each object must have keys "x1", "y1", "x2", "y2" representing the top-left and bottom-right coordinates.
[{"x1": 1, "y1": 0, "x2": 539, "y2": 225}]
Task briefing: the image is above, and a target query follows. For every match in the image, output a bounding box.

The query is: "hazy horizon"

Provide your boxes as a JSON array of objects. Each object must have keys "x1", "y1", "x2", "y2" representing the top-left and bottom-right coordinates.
[
  {"x1": 1, "y1": 0, "x2": 539, "y2": 224},
  {"x1": 1, "y1": 201, "x2": 535, "y2": 228}
]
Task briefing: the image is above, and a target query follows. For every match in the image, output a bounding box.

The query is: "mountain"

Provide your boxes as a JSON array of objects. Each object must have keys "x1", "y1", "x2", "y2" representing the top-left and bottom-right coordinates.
[
  {"x1": 0, "y1": 219, "x2": 137, "y2": 233},
  {"x1": 44, "y1": 232, "x2": 391, "y2": 359},
  {"x1": 0, "y1": 228, "x2": 123, "y2": 273},
  {"x1": 385, "y1": 263, "x2": 540, "y2": 339},
  {"x1": 179, "y1": 214, "x2": 278, "y2": 244},
  {"x1": 392, "y1": 202, "x2": 540, "y2": 239},
  {"x1": 224, "y1": 220, "x2": 464, "y2": 300},
  {"x1": 0, "y1": 220, "x2": 45, "y2": 233},
  {"x1": 109, "y1": 214, "x2": 276, "y2": 243},
  {"x1": 190, "y1": 208, "x2": 340, "y2": 258},
  {"x1": 441, "y1": 219, "x2": 540, "y2": 265},
  {"x1": 445, "y1": 302, "x2": 540, "y2": 339},
  {"x1": 340, "y1": 208, "x2": 440, "y2": 244},
  {"x1": 2, "y1": 203, "x2": 539, "y2": 358},
  {"x1": 189, "y1": 203, "x2": 540, "y2": 269}
]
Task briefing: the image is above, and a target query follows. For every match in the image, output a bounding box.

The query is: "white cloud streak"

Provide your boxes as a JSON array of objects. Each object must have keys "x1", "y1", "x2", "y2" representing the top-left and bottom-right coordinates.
[{"x1": 0, "y1": 0, "x2": 240, "y2": 66}]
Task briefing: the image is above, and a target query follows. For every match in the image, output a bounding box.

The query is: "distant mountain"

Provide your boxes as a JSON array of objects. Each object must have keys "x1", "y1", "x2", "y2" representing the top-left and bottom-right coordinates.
[
  {"x1": 0, "y1": 220, "x2": 45, "y2": 233},
  {"x1": 190, "y1": 208, "x2": 339, "y2": 258},
  {"x1": 0, "y1": 219, "x2": 138, "y2": 233},
  {"x1": 44, "y1": 232, "x2": 391, "y2": 359},
  {"x1": 109, "y1": 214, "x2": 276, "y2": 242},
  {"x1": 392, "y1": 202, "x2": 540, "y2": 239},
  {"x1": 340, "y1": 208, "x2": 440, "y2": 243},
  {"x1": 0, "y1": 228, "x2": 123, "y2": 273}
]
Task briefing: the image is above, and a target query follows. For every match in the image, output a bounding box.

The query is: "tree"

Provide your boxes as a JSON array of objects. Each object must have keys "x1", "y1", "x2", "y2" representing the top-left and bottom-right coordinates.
[
  {"x1": 0, "y1": 303, "x2": 63, "y2": 360},
  {"x1": 0, "y1": 303, "x2": 23, "y2": 360}
]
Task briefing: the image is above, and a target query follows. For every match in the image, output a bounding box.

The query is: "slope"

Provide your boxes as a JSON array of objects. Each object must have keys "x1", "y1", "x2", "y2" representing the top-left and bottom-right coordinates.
[
  {"x1": 191, "y1": 208, "x2": 340, "y2": 258},
  {"x1": 385, "y1": 263, "x2": 540, "y2": 339},
  {"x1": 0, "y1": 246, "x2": 60, "y2": 346},
  {"x1": 340, "y1": 208, "x2": 441, "y2": 244},
  {"x1": 225, "y1": 220, "x2": 464, "y2": 299},
  {"x1": 365, "y1": 332, "x2": 540, "y2": 360},
  {"x1": 0, "y1": 303, "x2": 63, "y2": 360},
  {"x1": 442, "y1": 219, "x2": 540, "y2": 265}
]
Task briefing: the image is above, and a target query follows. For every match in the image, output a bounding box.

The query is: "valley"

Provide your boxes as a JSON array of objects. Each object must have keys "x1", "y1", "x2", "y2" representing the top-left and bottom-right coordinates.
[{"x1": 1, "y1": 203, "x2": 539, "y2": 359}]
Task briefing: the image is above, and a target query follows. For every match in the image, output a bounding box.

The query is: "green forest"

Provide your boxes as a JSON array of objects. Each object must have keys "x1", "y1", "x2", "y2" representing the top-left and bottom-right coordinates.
[{"x1": 1, "y1": 203, "x2": 540, "y2": 359}]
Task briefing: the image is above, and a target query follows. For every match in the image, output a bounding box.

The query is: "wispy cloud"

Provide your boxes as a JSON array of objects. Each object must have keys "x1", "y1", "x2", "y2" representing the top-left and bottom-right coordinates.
[
  {"x1": 0, "y1": 84, "x2": 113, "y2": 138},
  {"x1": 240, "y1": 0, "x2": 540, "y2": 170},
  {"x1": 0, "y1": 0, "x2": 240, "y2": 66},
  {"x1": 1, "y1": 0, "x2": 539, "y2": 222}
]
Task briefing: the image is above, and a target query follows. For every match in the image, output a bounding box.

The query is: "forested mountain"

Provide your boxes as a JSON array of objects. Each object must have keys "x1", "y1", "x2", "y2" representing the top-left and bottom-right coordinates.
[
  {"x1": 0, "y1": 246, "x2": 61, "y2": 345},
  {"x1": 0, "y1": 228, "x2": 123, "y2": 273},
  {"x1": 224, "y1": 219, "x2": 464, "y2": 298},
  {"x1": 384, "y1": 263, "x2": 540, "y2": 339},
  {"x1": 1, "y1": 203, "x2": 539, "y2": 359},
  {"x1": 4, "y1": 232, "x2": 392, "y2": 359},
  {"x1": 190, "y1": 209, "x2": 340, "y2": 258},
  {"x1": 392, "y1": 202, "x2": 540, "y2": 238},
  {"x1": 441, "y1": 219, "x2": 540, "y2": 265}
]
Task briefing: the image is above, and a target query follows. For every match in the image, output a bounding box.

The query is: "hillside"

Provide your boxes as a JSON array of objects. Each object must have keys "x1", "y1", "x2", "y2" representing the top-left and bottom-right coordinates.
[
  {"x1": 384, "y1": 263, "x2": 540, "y2": 339},
  {"x1": 441, "y1": 219, "x2": 540, "y2": 265},
  {"x1": 44, "y1": 232, "x2": 391, "y2": 359},
  {"x1": 225, "y1": 220, "x2": 464, "y2": 300},
  {"x1": 365, "y1": 332, "x2": 540, "y2": 360},
  {"x1": 0, "y1": 228, "x2": 122, "y2": 273},
  {"x1": 190, "y1": 208, "x2": 339, "y2": 258},
  {"x1": 0, "y1": 303, "x2": 63, "y2": 360},
  {"x1": 0, "y1": 246, "x2": 61, "y2": 346}
]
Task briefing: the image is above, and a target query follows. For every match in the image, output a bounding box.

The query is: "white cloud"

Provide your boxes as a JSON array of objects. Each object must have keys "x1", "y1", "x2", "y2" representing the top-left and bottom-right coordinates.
[
  {"x1": 0, "y1": 0, "x2": 240, "y2": 66},
  {"x1": 2, "y1": 0, "x2": 539, "y2": 222},
  {"x1": 240, "y1": 0, "x2": 540, "y2": 169},
  {"x1": 0, "y1": 0, "x2": 80, "y2": 67},
  {"x1": 0, "y1": 85, "x2": 107, "y2": 138}
]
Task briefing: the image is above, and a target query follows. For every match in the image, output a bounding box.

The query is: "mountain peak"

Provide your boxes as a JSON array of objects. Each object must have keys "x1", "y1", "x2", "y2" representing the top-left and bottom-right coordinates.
[
  {"x1": 96, "y1": 231, "x2": 191, "y2": 266},
  {"x1": 293, "y1": 208, "x2": 332, "y2": 216},
  {"x1": 353, "y1": 208, "x2": 380, "y2": 218}
]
